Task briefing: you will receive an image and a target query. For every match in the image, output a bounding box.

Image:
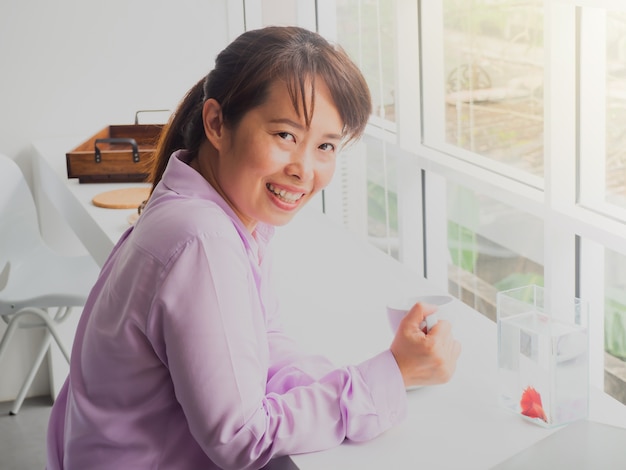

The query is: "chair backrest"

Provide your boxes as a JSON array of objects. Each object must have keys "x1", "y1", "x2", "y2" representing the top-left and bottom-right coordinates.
[{"x1": 0, "y1": 154, "x2": 44, "y2": 272}]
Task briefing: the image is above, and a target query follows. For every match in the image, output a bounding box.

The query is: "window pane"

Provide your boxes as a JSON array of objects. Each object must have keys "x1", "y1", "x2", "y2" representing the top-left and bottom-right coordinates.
[
  {"x1": 443, "y1": 0, "x2": 544, "y2": 176},
  {"x1": 331, "y1": 1, "x2": 399, "y2": 257},
  {"x1": 336, "y1": 0, "x2": 397, "y2": 123},
  {"x1": 447, "y1": 183, "x2": 544, "y2": 320},
  {"x1": 604, "y1": 248, "x2": 626, "y2": 405},
  {"x1": 335, "y1": 136, "x2": 400, "y2": 259},
  {"x1": 606, "y1": 11, "x2": 626, "y2": 208},
  {"x1": 364, "y1": 137, "x2": 399, "y2": 258}
]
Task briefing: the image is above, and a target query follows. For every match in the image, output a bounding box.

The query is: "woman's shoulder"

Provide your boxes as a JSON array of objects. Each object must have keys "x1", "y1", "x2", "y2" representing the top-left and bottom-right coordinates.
[{"x1": 131, "y1": 196, "x2": 242, "y2": 263}]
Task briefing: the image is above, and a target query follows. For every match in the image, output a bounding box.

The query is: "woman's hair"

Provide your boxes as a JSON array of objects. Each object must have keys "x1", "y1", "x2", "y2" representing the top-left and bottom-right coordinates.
[{"x1": 149, "y1": 26, "x2": 372, "y2": 190}]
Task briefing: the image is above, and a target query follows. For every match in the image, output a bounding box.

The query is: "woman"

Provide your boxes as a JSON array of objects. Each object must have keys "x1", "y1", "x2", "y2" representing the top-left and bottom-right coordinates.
[{"x1": 47, "y1": 26, "x2": 461, "y2": 470}]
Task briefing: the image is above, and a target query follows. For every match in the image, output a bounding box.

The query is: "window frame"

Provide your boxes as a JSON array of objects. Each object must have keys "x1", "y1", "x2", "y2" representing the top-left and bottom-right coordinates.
[{"x1": 253, "y1": 0, "x2": 626, "y2": 394}]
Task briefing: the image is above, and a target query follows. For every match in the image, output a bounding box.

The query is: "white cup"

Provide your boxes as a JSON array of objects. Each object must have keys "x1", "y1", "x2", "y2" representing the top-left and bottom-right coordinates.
[{"x1": 386, "y1": 295, "x2": 453, "y2": 334}]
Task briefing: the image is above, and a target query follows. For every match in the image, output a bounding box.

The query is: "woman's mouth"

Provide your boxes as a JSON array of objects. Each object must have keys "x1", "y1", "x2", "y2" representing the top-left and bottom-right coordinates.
[{"x1": 266, "y1": 183, "x2": 305, "y2": 203}]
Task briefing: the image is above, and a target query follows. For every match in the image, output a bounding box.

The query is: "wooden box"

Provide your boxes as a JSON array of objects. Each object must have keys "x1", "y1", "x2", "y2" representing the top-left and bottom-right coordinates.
[{"x1": 66, "y1": 124, "x2": 164, "y2": 183}]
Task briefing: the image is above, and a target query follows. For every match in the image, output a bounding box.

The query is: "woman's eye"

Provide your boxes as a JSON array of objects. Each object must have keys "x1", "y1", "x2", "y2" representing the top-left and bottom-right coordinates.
[
  {"x1": 319, "y1": 143, "x2": 335, "y2": 152},
  {"x1": 277, "y1": 132, "x2": 295, "y2": 142}
]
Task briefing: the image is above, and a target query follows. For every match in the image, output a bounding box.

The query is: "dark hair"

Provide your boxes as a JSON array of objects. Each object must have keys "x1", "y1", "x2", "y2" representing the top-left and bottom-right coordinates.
[{"x1": 150, "y1": 26, "x2": 372, "y2": 190}]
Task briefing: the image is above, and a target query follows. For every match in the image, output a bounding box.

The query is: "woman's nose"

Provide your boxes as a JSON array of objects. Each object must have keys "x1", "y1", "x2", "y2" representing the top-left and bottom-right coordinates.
[{"x1": 286, "y1": 149, "x2": 314, "y2": 182}]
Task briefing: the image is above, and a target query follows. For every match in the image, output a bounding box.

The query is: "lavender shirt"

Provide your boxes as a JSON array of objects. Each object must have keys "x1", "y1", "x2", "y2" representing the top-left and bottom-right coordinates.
[{"x1": 46, "y1": 150, "x2": 407, "y2": 470}]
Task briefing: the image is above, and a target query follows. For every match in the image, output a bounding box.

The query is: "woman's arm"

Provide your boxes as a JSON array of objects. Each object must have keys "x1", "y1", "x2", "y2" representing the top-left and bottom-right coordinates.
[{"x1": 146, "y1": 233, "x2": 407, "y2": 469}]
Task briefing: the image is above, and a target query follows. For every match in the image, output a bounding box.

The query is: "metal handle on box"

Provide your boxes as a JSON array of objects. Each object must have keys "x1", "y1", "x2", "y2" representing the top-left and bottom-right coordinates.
[
  {"x1": 94, "y1": 138, "x2": 139, "y2": 163},
  {"x1": 134, "y1": 109, "x2": 170, "y2": 125}
]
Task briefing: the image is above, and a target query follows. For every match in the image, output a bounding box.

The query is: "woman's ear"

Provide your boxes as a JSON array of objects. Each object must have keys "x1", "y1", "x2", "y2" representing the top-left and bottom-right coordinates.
[{"x1": 202, "y1": 99, "x2": 225, "y2": 151}]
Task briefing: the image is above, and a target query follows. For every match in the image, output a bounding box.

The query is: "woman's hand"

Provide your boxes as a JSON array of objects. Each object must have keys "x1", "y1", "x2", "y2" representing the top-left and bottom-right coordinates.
[{"x1": 390, "y1": 302, "x2": 462, "y2": 388}]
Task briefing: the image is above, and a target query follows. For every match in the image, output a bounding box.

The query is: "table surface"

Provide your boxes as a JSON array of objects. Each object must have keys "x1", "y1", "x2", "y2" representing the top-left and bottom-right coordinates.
[{"x1": 33, "y1": 137, "x2": 626, "y2": 469}]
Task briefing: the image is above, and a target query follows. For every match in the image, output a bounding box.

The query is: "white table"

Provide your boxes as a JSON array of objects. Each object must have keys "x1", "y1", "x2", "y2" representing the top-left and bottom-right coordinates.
[{"x1": 33, "y1": 137, "x2": 626, "y2": 469}]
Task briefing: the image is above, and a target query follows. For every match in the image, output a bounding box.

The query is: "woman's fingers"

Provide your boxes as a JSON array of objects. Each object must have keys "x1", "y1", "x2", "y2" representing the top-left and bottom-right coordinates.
[{"x1": 390, "y1": 306, "x2": 461, "y2": 388}]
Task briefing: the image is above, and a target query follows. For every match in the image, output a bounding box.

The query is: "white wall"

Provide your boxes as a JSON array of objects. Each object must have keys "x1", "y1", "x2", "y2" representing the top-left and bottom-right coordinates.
[{"x1": 0, "y1": 0, "x2": 239, "y2": 402}]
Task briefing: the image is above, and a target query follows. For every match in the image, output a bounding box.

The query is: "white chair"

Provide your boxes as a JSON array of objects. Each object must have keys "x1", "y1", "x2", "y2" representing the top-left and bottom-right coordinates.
[{"x1": 0, "y1": 154, "x2": 99, "y2": 415}]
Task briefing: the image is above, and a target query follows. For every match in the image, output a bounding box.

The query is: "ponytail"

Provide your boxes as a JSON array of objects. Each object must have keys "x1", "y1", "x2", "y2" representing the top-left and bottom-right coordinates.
[{"x1": 149, "y1": 77, "x2": 205, "y2": 191}]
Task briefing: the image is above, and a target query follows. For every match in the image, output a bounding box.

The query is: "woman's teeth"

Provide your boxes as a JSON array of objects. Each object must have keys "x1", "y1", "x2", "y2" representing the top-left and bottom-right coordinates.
[{"x1": 267, "y1": 184, "x2": 303, "y2": 203}]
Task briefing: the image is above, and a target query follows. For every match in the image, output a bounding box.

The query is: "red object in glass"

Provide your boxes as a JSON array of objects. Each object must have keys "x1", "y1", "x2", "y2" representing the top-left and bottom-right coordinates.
[{"x1": 520, "y1": 386, "x2": 547, "y2": 422}]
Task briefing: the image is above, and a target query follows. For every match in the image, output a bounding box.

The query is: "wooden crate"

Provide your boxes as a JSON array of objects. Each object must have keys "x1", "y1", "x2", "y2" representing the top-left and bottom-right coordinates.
[{"x1": 66, "y1": 124, "x2": 164, "y2": 183}]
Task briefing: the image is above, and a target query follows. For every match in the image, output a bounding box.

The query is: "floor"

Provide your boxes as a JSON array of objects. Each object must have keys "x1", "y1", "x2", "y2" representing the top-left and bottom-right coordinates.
[{"x1": 0, "y1": 396, "x2": 52, "y2": 470}]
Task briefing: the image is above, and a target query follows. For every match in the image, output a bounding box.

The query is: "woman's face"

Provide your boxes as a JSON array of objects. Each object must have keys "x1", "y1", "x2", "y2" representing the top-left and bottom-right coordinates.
[{"x1": 202, "y1": 78, "x2": 343, "y2": 231}]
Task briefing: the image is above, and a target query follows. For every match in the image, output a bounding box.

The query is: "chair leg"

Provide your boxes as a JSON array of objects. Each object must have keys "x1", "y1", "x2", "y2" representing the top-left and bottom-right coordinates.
[
  {"x1": 0, "y1": 315, "x2": 23, "y2": 369},
  {"x1": 46, "y1": 320, "x2": 71, "y2": 363},
  {"x1": 1, "y1": 307, "x2": 73, "y2": 414},
  {"x1": 10, "y1": 331, "x2": 53, "y2": 415}
]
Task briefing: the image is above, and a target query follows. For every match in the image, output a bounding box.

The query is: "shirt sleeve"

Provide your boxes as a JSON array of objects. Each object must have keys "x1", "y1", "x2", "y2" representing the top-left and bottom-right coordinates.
[
  {"x1": 266, "y1": 326, "x2": 409, "y2": 440},
  {"x1": 146, "y1": 231, "x2": 407, "y2": 470}
]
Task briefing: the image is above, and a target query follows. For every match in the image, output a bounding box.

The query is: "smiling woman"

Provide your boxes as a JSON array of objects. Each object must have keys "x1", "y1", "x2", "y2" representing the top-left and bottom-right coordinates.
[
  {"x1": 188, "y1": 78, "x2": 342, "y2": 229},
  {"x1": 46, "y1": 26, "x2": 460, "y2": 470},
  {"x1": 149, "y1": 26, "x2": 371, "y2": 192}
]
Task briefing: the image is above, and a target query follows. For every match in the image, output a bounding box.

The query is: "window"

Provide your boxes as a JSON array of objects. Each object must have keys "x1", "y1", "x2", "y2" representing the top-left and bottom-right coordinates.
[
  {"x1": 334, "y1": 0, "x2": 397, "y2": 128},
  {"x1": 447, "y1": 183, "x2": 544, "y2": 321},
  {"x1": 604, "y1": 248, "x2": 626, "y2": 404},
  {"x1": 255, "y1": 0, "x2": 626, "y2": 405},
  {"x1": 605, "y1": 11, "x2": 626, "y2": 210},
  {"x1": 579, "y1": 8, "x2": 626, "y2": 220},
  {"x1": 422, "y1": 0, "x2": 544, "y2": 188},
  {"x1": 446, "y1": 1, "x2": 543, "y2": 174},
  {"x1": 341, "y1": 1, "x2": 626, "y2": 404}
]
